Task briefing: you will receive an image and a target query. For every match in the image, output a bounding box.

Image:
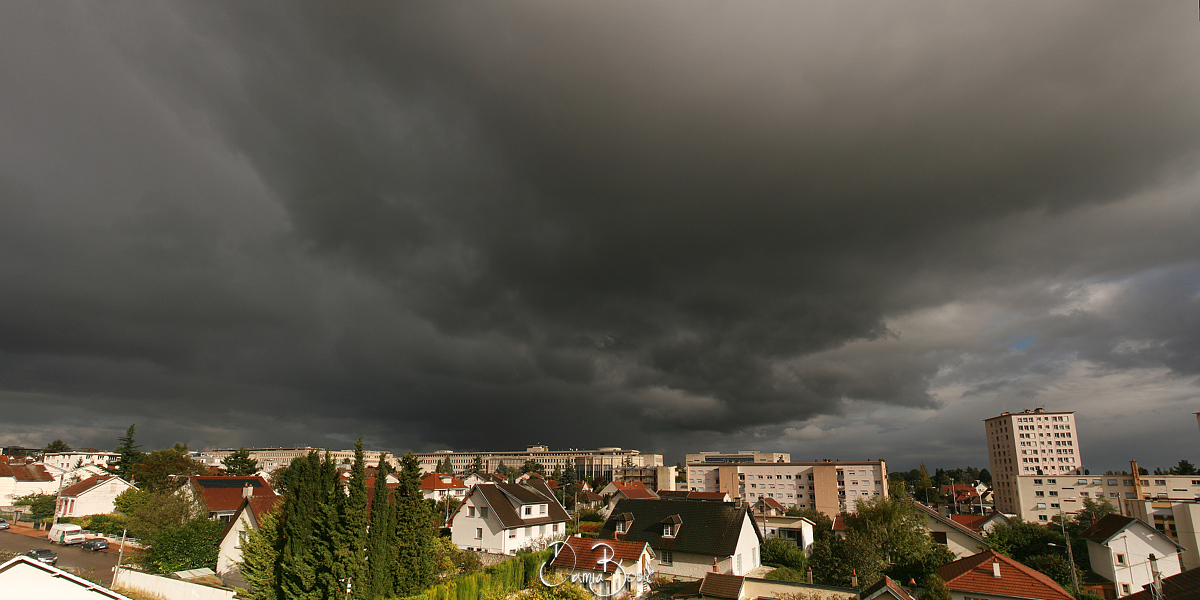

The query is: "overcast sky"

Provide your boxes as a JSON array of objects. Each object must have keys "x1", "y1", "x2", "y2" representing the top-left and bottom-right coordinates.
[{"x1": 2, "y1": 2, "x2": 1198, "y2": 473}]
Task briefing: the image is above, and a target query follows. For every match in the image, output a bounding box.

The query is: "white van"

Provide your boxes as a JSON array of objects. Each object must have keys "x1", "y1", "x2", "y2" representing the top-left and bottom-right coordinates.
[{"x1": 47, "y1": 523, "x2": 85, "y2": 545}]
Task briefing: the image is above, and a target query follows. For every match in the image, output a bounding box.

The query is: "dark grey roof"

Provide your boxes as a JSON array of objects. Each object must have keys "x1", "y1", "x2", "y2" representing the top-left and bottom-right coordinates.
[
  {"x1": 600, "y1": 498, "x2": 759, "y2": 557},
  {"x1": 472, "y1": 482, "x2": 569, "y2": 530}
]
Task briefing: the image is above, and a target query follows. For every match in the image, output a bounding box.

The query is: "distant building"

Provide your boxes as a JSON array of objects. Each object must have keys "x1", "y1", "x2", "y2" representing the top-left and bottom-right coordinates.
[
  {"x1": 40, "y1": 451, "x2": 119, "y2": 474},
  {"x1": 684, "y1": 451, "x2": 790, "y2": 465},
  {"x1": 686, "y1": 460, "x2": 887, "y2": 518},
  {"x1": 416, "y1": 446, "x2": 663, "y2": 482},
  {"x1": 614, "y1": 465, "x2": 677, "y2": 492}
]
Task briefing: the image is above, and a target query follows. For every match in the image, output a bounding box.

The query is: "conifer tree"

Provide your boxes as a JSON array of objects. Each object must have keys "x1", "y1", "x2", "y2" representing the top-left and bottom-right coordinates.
[
  {"x1": 236, "y1": 508, "x2": 281, "y2": 600},
  {"x1": 311, "y1": 452, "x2": 344, "y2": 599},
  {"x1": 114, "y1": 424, "x2": 144, "y2": 478},
  {"x1": 366, "y1": 452, "x2": 396, "y2": 600},
  {"x1": 394, "y1": 452, "x2": 435, "y2": 595},
  {"x1": 495, "y1": 460, "x2": 507, "y2": 479},
  {"x1": 339, "y1": 439, "x2": 369, "y2": 600},
  {"x1": 278, "y1": 451, "x2": 322, "y2": 600},
  {"x1": 464, "y1": 455, "x2": 484, "y2": 477},
  {"x1": 223, "y1": 448, "x2": 259, "y2": 476}
]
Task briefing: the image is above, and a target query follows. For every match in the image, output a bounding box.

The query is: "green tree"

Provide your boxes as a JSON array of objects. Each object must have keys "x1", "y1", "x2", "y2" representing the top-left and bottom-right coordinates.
[
  {"x1": 788, "y1": 508, "x2": 834, "y2": 542},
  {"x1": 464, "y1": 455, "x2": 484, "y2": 477},
  {"x1": 986, "y1": 519, "x2": 1064, "y2": 562},
  {"x1": 114, "y1": 424, "x2": 144, "y2": 478},
  {"x1": 339, "y1": 439, "x2": 369, "y2": 599},
  {"x1": 1074, "y1": 497, "x2": 1115, "y2": 530},
  {"x1": 916, "y1": 464, "x2": 932, "y2": 491},
  {"x1": 223, "y1": 448, "x2": 259, "y2": 476},
  {"x1": 13, "y1": 493, "x2": 56, "y2": 520},
  {"x1": 550, "y1": 466, "x2": 563, "y2": 482},
  {"x1": 142, "y1": 517, "x2": 224, "y2": 574},
  {"x1": 521, "y1": 459, "x2": 546, "y2": 476},
  {"x1": 43, "y1": 439, "x2": 71, "y2": 453},
  {"x1": 495, "y1": 460, "x2": 508, "y2": 478},
  {"x1": 366, "y1": 452, "x2": 396, "y2": 599},
  {"x1": 919, "y1": 574, "x2": 952, "y2": 600},
  {"x1": 676, "y1": 462, "x2": 686, "y2": 483},
  {"x1": 978, "y1": 469, "x2": 992, "y2": 485},
  {"x1": 236, "y1": 507, "x2": 281, "y2": 600},
  {"x1": 130, "y1": 446, "x2": 204, "y2": 492},
  {"x1": 559, "y1": 465, "x2": 578, "y2": 510},
  {"x1": 1170, "y1": 460, "x2": 1198, "y2": 476},
  {"x1": 277, "y1": 451, "x2": 327, "y2": 600},
  {"x1": 394, "y1": 452, "x2": 436, "y2": 595},
  {"x1": 761, "y1": 537, "x2": 806, "y2": 571},
  {"x1": 1023, "y1": 554, "x2": 1073, "y2": 590},
  {"x1": 126, "y1": 490, "x2": 201, "y2": 540}
]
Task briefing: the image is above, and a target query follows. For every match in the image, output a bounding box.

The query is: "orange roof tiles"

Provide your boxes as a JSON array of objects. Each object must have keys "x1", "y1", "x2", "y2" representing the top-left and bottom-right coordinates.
[
  {"x1": 0, "y1": 462, "x2": 54, "y2": 482},
  {"x1": 420, "y1": 472, "x2": 467, "y2": 490},
  {"x1": 550, "y1": 536, "x2": 651, "y2": 573},
  {"x1": 59, "y1": 475, "x2": 120, "y2": 497},
  {"x1": 936, "y1": 550, "x2": 1074, "y2": 600}
]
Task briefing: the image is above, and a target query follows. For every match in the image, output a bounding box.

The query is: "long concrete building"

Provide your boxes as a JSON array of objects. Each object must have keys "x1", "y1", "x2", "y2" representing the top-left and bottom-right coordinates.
[{"x1": 685, "y1": 457, "x2": 887, "y2": 518}]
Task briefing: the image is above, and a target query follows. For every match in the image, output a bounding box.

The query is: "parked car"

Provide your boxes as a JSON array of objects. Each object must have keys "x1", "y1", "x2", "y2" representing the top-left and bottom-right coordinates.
[
  {"x1": 81, "y1": 537, "x2": 109, "y2": 551},
  {"x1": 26, "y1": 548, "x2": 58, "y2": 565},
  {"x1": 0, "y1": 518, "x2": 9, "y2": 529}
]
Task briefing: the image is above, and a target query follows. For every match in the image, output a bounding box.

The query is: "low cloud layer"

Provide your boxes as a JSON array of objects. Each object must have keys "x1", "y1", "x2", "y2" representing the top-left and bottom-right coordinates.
[{"x1": 1, "y1": 2, "x2": 1197, "y2": 471}]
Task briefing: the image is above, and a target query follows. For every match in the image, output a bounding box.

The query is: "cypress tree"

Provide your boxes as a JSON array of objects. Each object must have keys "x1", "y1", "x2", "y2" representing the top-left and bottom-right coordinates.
[
  {"x1": 279, "y1": 452, "x2": 321, "y2": 600},
  {"x1": 465, "y1": 456, "x2": 484, "y2": 477},
  {"x1": 340, "y1": 439, "x2": 369, "y2": 599},
  {"x1": 394, "y1": 452, "x2": 436, "y2": 595},
  {"x1": 236, "y1": 508, "x2": 281, "y2": 600},
  {"x1": 366, "y1": 452, "x2": 395, "y2": 599},
  {"x1": 311, "y1": 451, "x2": 343, "y2": 599}
]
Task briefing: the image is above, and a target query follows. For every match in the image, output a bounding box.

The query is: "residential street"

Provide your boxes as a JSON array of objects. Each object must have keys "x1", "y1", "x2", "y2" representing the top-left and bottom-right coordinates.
[{"x1": 0, "y1": 527, "x2": 122, "y2": 586}]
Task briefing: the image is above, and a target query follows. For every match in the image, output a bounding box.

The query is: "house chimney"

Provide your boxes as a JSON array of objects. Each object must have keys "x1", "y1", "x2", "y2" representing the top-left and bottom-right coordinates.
[
  {"x1": 992, "y1": 560, "x2": 1001, "y2": 578},
  {"x1": 807, "y1": 568, "x2": 814, "y2": 584},
  {"x1": 1150, "y1": 553, "x2": 1162, "y2": 598},
  {"x1": 851, "y1": 569, "x2": 858, "y2": 588},
  {"x1": 712, "y1": 558, "x2": 719, "y2": 573},
  {"x1": 243, "y1": 482, "x2": 253, "y2": 498}
]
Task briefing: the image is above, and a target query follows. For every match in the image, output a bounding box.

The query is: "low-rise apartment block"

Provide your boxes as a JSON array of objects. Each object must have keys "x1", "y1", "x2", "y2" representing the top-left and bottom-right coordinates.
[
  {"x1": 417, "y1": 446, "x2": 663, "y2": 482},
  {"x1": 686, "y1": 460, "x2": 887, "y2": 518}
]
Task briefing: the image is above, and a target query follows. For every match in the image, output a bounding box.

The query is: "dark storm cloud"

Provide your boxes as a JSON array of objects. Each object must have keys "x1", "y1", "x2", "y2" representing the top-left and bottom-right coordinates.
[{"x1": 0, "y1": 2, "x2": 1198, "y2": 468}]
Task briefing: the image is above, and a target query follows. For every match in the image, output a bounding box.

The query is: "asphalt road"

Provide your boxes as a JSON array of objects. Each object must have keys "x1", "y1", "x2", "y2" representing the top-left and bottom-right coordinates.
[{"x1": 0, "y1": 529, "x2": 122, "y2": 586}]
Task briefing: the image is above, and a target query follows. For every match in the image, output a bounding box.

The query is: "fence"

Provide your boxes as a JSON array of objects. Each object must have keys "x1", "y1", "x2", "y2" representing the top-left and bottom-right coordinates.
[{"x1": 113, "y1": 568, "x2": 236, "y2": 600}]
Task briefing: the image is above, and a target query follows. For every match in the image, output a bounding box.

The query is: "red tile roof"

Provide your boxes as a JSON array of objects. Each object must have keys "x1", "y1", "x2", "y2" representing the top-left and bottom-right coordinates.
[
  {"x1": 0, "y1": 462, "x2": 54, "y2": 482},
  {"x1": 59, "y1": 475, "x2": 124, "y2": 497},
  {"x1": 699, "y1": 572, "x2": 745, "y2": 599},
  {"x1": 550, "y1": 536, "x2": 651, "y2": 573},
  {"x1": 420, "y1": 473, "x2": 467, "y2": 490},
  {"x1": 936, "y1": 550, "x2": 1073, "y2": 600},
  {"x1": 611, "y1": 481, "x2": 657, "y2": 499},
  {"x1": 1123, "y1": 563, "x2": 1200, "y2": 600},
  {"x1": 189, "y1": 476, "x2": 276, "y2": 513},
  {"x1": 948, "y1": 514, "x2": 987, "y2": 531},
  {"x1": 832, "y1": 516, "x2": 847, "y2": 531}
]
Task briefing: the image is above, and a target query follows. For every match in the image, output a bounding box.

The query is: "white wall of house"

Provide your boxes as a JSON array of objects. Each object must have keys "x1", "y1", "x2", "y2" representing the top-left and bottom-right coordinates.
[
  {"x1": 731, "y1": 515, "x2": 761, "y2": 575},
  {"x1": 0, "y1": 557, "x2": 132, "y2": 600},
  {"x1": 1086, "y1": 525, "x2": 1182, "y2": 597},
  {"x1": 451, "y1": 492, "x2": 507, "y2": 554},
  {"x1": 216, "y1": 509, "x2": 258, "y2": 589},
  {"x1": 0, "y1": 477, "x2": 59, "y2": 507},
  {"x1": 57, "y1": 478, "x2": 133, "y2": 518}
]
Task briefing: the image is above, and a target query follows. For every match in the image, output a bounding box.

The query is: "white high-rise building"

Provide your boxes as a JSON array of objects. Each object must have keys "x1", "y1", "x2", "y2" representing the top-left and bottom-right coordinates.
[{"x1": 985, "y1": 408, "x2": 1083, "y2": 515}]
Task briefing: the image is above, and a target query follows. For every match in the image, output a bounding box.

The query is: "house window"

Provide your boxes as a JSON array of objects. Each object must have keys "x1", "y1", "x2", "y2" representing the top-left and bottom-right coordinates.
[
  {"x1": 660, "y1": 550, "x2": 673, "y2": 566},
  {"x1": 469, "y1": 506, "x2": 476, "y2": 517},
  {"x1": 1116, "y1": 554, "x2": 1125, "y2": 565},
  {"x1": 616, "y1": 522, "x2": 626, "y2": 534},
  {"x1": 552, "y1": 523, "x2": 559, "y2": 533},
  {"x1": 524, "y1": 506, "x2": 532, "y2": 516},
  {"x1": 1035, "y1": 491, "x2": 1045, "y2": 497},
  {"x1": 932, "y1": 532, "x2": 948, "y2": 545},
  {"x1": 480, "y1": 507, "x2": 489, "y2": 519},
  {"x1": 475, "y1": 528, "x2": 483, "y2": 539},
  {"x1": 1039, "y1": 515, "x2": 1048, "y2": 521},
  {"x1": 1121, "y1": 584, "x2": 1131, "y2": 595}
]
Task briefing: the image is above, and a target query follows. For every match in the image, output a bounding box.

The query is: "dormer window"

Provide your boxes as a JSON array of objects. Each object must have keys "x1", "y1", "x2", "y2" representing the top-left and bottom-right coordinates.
[
  {"x1": 524, "y1": 506, "x2": 532, "y2": 516},
  {"x1": 616, "y1": 521, "x2": 626, "y2": 534},
  {"x1": 539, "y1": 504, "x2": 546, "y2": 515},
  {"x1": 660, "y1": 514, "x2": 682, "y2": 538},
  {"x1": 663, "y1": 524, "x2": 675, "y2": 537}
]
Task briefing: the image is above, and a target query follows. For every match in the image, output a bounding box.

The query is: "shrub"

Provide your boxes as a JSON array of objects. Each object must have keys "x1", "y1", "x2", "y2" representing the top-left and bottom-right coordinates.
[
  {"x1": 576, "y1": 509, "x2": 603, "y2": 522},
  {"x1": 766, "y1": 566, "x2": 805, "y2": 582}
]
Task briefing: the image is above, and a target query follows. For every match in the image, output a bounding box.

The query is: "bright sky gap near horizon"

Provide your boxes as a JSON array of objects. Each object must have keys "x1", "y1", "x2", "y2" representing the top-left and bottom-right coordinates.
[{"x1": 1, "y1": 2, "x2": 1198, "y2": 473}]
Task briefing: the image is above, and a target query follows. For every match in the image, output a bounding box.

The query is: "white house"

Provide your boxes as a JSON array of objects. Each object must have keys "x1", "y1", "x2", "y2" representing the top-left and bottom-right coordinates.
[
  {"x1": 0, "y1": 461, "x2": 57, "y2": 507},
  {"x1": 55, "y1": 475, "x2": 136, "y2": 518},
  {"x1": 754, "y1": 514, "x2": 815, "y2": 556},
  {"x1": 914, "y1": 502, "x2": 989, "y2": 560},
  {"x1": 450, "y1": 480, "x2": 569, "y2": 555},
  {"x1": 1081, "y1": 514, "x2": 1185, "y2": 597},
  {"x1": 421, "y1": 472, "x2": 470, "y2": 502},
  {"x1": 39, "y1": 451, "x2": 119, "y2": 474},
  {"x1": 216, "y1": 495, "x2": 283, "y2": 588},
  {"x1": 548, "y1": 536, "x2": 656, "y2": 597},
  {"x1": 600, "y1": 498, "x2": 762, "y2": 579},
  {"x1": 0, "y1": 555, "x2": 132, "y2": 599}
]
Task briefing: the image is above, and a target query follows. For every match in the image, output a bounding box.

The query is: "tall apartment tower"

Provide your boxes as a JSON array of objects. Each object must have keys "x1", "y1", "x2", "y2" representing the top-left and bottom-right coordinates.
[{"x1": 984, "y1": 408, "x2": 1082, "y2": 514}]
